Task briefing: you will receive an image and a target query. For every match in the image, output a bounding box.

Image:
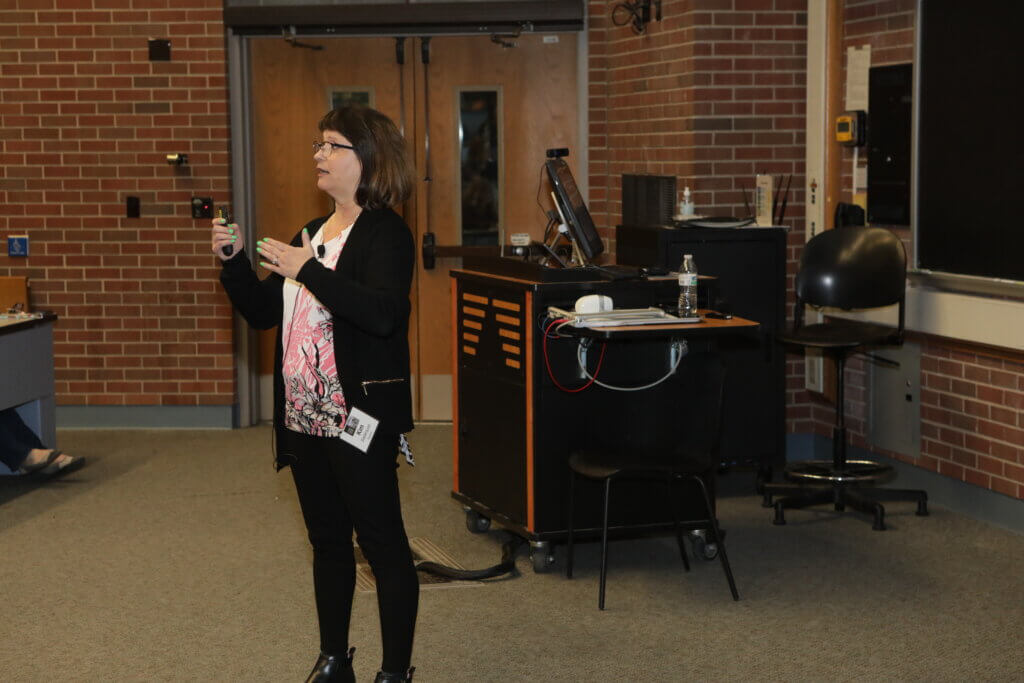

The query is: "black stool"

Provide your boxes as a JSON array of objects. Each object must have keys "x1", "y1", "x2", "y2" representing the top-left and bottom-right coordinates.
[{"x1": 761, "y1": 227, "x2": 928, "y2": 530}]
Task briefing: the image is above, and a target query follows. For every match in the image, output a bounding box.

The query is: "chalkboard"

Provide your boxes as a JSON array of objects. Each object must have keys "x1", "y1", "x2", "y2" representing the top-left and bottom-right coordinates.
[{"x1": 916, "y1": 1, "x2": 1024, "y2": 283}]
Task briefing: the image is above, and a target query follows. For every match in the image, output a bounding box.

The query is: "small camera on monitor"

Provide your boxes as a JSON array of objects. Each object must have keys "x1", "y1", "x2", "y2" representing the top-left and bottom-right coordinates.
[{"x1": 545, "y1": 148, "x2": 569, "y2": 158}]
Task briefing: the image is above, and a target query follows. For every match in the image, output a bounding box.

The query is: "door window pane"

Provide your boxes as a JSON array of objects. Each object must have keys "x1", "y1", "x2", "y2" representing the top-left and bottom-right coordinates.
[{"x1": 459, "y1": 90, "x2": 500, "y2": 245}]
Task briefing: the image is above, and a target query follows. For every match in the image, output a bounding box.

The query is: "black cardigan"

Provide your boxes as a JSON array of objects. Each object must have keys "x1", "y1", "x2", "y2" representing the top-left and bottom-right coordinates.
[{"x1": 219, "y1": 207, "x2": 415, "y2": 469}]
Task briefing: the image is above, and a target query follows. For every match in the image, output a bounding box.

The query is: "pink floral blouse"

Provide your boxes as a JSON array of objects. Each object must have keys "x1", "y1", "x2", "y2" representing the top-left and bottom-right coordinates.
[{"x1": 281, "y1": 226, "x2": 351, "y2": 437}]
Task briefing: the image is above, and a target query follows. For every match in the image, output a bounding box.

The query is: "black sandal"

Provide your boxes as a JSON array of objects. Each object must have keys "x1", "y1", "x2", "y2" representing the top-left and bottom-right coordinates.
[{"x1": 18, "y1": 450, "x2": 63, "y2": 475}]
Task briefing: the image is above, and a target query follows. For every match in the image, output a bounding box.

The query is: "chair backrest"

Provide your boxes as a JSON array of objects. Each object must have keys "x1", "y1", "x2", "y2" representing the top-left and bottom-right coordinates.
[
  {"x1": 672, "y1": 351, "x2": 726, "y2": 468},
  {"x1": 797, "y1": 226, "x2": 907, "y2": 310}
]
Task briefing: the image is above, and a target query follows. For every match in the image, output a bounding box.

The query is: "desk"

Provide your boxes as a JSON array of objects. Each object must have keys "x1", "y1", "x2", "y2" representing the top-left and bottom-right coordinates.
[
  {"x1": 450, "y1": 269, "x2": 759, "y2": 569},
  {"x1": 0, "y1": 313, "x2": 58, "y2": 475}
]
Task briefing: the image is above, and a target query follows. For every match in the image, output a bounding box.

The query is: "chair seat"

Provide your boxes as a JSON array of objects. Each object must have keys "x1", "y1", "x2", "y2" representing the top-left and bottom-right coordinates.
[
  {"x1": 568, "y1": 450, "x2": 706, "y2": 480},
  {"x1": 778, "y1": 319, "x2": 899, "y2": 350}
]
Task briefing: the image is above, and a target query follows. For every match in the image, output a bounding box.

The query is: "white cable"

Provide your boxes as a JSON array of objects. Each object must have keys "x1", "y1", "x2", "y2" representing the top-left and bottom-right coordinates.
[{"x1": 575, "y1": 339, "x2": 687, "y2": 391}]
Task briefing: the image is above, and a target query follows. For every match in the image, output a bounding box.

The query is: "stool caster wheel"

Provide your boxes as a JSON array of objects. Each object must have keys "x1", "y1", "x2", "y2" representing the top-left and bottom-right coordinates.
[
  {"x1": 872, "y1": 505, "x2": 886, "y2": 531},
  {"x1": 773, "y1": 502, "x2": 786, "y2": 526},
  {"x1": 688, "y1": 530, "x2": 719, "y2": 560}
]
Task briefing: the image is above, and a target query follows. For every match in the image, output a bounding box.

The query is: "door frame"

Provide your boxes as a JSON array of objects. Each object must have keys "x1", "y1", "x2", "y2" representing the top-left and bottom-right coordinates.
[{"x1": 225, "y1": 25, "x2": 589, "y2": 426}]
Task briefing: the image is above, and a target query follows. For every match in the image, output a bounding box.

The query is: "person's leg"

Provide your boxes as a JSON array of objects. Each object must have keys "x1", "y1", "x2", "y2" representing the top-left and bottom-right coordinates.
[
  {"x1": 289, "y1": 438, "x2": 357, "y2": 657},
  {"x1": 337, "y1": 432, "x2": 418, "y2": 674},
  {"x1": 0, "y1": 407, "x2": 45, "y2": 471}
]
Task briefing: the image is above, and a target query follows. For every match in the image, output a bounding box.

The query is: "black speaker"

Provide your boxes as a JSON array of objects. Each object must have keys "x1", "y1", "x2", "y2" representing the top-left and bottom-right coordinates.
[
  {"x1": 867, "y1": 63, "x2": 912, "y2": 225},
  {"x1": 621, "y1": 174, "x2": 676, "y2": 227}
]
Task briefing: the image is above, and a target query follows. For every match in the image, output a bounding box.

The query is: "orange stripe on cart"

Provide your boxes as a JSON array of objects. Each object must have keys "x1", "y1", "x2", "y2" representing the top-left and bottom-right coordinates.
[{"x1": 525, "y1": 292, "x2": 535, "y2": 533}]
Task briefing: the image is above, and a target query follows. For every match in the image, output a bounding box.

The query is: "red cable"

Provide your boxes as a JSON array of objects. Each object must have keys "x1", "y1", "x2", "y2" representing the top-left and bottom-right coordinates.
[{"x1": 542, "y1": 318, "x2": 606, "y2": 393}]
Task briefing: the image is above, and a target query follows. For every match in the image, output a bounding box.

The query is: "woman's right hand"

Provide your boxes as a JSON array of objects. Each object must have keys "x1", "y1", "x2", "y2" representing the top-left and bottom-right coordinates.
[{"x1": 211, "y1": 217, "x2": 243, "y2": 262}]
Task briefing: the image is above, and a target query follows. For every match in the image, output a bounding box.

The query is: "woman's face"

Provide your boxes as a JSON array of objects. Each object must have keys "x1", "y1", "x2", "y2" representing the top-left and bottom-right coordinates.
[{"x1": 315, "y1": 130, "x2": 362, "y2": 205}]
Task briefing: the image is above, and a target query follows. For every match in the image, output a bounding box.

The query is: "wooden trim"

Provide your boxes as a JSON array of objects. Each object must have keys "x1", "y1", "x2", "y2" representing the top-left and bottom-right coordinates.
[
  {"x1": 821, "y1": 0, "x2": 844, "y2": 404},
  {"x1": 823, "y1": 0, "x2": 843, "y2": 235}
]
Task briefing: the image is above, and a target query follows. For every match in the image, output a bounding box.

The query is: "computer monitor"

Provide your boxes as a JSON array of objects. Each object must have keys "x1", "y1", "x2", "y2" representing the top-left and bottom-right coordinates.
[{"x1": 544, "y1": 157, "x2": 604, "y2": 263}]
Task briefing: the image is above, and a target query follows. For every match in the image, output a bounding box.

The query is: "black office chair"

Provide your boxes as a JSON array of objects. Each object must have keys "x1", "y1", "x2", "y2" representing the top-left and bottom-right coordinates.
[
  {"x1": 565, "y1": 352, "x2": 739, "y2": 609},
  {"x1": 762, "y1": 226, "x2": 928, "y2": 530}
]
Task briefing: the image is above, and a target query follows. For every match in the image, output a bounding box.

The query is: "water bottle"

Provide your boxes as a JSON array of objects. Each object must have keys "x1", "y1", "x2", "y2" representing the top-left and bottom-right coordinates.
[{"x1": 677, "y1": 254, "x2": 698, "y2": 318}]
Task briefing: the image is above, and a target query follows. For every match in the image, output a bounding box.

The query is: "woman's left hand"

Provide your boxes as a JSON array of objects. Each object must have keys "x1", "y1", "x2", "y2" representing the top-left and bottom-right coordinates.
[{"x1": 256, "y1": 228, "x2": 315, "y2": 280}]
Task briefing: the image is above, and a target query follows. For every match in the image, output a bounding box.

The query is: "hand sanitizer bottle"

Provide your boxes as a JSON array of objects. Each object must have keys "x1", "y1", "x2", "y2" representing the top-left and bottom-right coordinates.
[{"x1": 680, "y1": 187, "x2": 695, "y2": 218}]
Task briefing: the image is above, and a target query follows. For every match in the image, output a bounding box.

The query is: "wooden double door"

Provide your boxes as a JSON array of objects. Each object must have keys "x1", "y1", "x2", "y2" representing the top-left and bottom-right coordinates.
[{"x1": 248, "y1": 33, "x2": 579, "y2": 421}]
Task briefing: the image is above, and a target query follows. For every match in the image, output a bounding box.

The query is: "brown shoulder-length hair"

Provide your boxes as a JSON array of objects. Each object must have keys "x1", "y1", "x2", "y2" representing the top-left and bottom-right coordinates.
[{"x1": 318, "y1": 105, "x2": 415, "y2": 210}]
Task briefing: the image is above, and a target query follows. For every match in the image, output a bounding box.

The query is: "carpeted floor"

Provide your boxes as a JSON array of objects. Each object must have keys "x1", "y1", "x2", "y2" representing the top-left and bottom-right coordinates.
[{"x1": 1, "y1": 423, "x2": 1022, "y2": 682}]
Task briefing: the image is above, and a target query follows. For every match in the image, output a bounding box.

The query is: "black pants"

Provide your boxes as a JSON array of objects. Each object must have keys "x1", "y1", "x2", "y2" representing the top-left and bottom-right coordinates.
[
  {"x1": 0, "y1": 407, "x2": 44, "y2": 471},
  {"x1": 288, "y1": 429, "x2": 418, "y2": 672}
]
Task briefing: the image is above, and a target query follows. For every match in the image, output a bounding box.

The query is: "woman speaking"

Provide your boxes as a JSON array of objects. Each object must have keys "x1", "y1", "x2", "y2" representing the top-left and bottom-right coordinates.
[{"x1": 212, "y1": 105, "x2": 418, "y2": 683}]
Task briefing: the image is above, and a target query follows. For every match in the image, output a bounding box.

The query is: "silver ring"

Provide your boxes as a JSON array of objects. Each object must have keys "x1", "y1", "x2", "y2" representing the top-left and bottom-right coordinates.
[{"x1": 273, "y1": 258, "x2": 279, "y2": 266}]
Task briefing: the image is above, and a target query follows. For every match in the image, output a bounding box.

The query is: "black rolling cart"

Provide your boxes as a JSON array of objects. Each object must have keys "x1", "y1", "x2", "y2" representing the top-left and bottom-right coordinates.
[{"x1": 450, "y1": 266, "x2": 761, "y2": 572}]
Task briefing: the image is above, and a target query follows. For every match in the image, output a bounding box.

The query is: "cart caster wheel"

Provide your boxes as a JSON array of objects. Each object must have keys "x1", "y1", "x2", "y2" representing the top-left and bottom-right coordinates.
[
  {"x1": 530, "y1": 541, "x2": 554, "y2": 573},
  {"x1": 465, "y1": 510, "x2": 491, "y2": 534},
  {"x1": 688, "y1": 530, "x2": 719, "y2": 561},
  {"x1": 691, "y1": 536, "x2": 718, "y2": 561}
]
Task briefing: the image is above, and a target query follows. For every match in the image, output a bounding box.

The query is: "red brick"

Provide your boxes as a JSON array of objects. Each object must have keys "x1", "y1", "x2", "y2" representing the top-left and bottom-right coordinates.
[
  {"x1": 937, "y1": 461, "x2": 965, "y2": 481},
  {"x1": 1005, "y1": 462, "x2": 1024, "y2": 484},
  {"x1": 990, "y1": 477, "x2": 1018, "y2": 498},
  {"x1": 963, "y1": 469, "x2": 989, "y2": 490},
  {"x1": 989, "y1": 369, "x2": 1018, "y2": 390},
  {"x1": 991, "y1": 405, "x2": 1018, "y2": 427}
]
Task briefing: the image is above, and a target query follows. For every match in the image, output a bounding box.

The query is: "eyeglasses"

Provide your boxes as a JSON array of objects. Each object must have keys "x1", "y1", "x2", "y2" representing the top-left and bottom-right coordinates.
[{"x1": 312, "y1": 140, "x2": 355, "y2": 156}]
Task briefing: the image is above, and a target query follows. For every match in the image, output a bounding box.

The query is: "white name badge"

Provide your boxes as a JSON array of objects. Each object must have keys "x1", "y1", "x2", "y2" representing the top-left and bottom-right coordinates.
[{"x1": 339, "y1": 407, "x2": 379, "y2": 453}]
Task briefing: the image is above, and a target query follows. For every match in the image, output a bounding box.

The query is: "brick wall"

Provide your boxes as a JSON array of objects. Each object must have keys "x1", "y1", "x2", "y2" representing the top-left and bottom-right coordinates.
[
  {"x1": 0, "y1": 0, "x2": 234, "y2": 408},
  {"x1": 587, "y1": 0, "x2": 808, "y2": 254}
]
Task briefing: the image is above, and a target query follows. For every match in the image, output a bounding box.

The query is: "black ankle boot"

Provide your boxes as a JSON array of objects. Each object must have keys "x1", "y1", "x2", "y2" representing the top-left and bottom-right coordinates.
[
  {"x1": 373, "y1": 666, "x2": 414, "y2": 682},
  {"x1": 305, "y1": 647, "x2": 356, "y2": 683}
]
